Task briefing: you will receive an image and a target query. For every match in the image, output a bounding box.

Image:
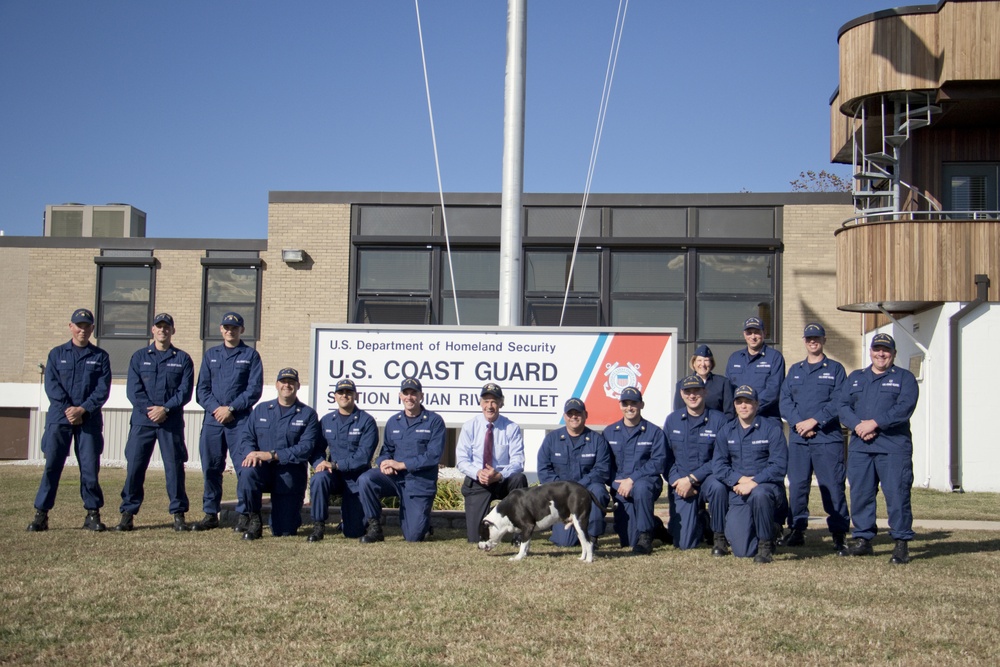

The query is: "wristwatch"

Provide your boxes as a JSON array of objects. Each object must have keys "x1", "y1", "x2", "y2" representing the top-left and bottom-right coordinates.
[{"x1": 269, "y1": 450, "x2": 278, "y2": 462}]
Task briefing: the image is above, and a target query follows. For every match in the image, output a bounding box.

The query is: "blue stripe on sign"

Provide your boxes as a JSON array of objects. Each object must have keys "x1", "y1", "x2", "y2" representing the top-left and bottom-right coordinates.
[{"x1": 560, "y1": 333, "x2": 609, "y2": 425}]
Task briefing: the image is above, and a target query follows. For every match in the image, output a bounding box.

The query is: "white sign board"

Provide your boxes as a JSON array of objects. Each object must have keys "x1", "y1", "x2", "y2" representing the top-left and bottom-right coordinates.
[{"x1": 310, "y1": 325, "x2": 677, "y2": 428}]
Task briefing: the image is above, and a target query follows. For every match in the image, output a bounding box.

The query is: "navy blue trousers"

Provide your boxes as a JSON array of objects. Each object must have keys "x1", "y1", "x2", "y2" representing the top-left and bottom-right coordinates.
[
  {"x1": 848, "y1": 449, "x2": 914, "y2": 541},
  {"x1": 611, "y1": 478, "x2": 662, "y2": 548},
  {"x1": 198, "y1": 423, "x2": 245, "y2": 515},
  {"x1": 238, "y1": 463, "x2": 307, "y2": 537},
  {"x1": 120, "y1": 424, "x2": 189, "y2": 516},
  {"x1": 787, "y1": 440, "x2": 850, "y2": 534},
  {"x1": 724, "y1": 483, "x2": 786, "y2": 558},
  {"x1": 358, "y1": 469, "x2": 436, "y2": 542},
  {"x1": 35, "y1": 422, "x2": 104, "y2": 512},
  {"x1": 668, "y1": 475, "x2": 728, "y2": 550},
  {"x1": 310, "y1": 469, "x2": 366, "y2": 538}
]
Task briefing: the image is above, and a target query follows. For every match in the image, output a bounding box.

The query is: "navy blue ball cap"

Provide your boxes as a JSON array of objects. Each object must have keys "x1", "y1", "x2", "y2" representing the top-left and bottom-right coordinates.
[
  {"x1": 693, "y1": 344, "x2": 713, "y2": 358},
  {"x1": 71, "y1": 308, "x2": 95, "y2": 325},
  {"x1": 335, "y1": 379, "x2": 356, "y2": 393},
  {"x1": 871, "y1": 333, "x2": 896, "y2": 351},
  {"x1": 803, "y1": 322, "x2": 826, "y2": 338},
  {"x1": 734, "y1": 384, "x2": 759, "y2": 401},
  {"x1": 743, "y1": 316, "x2": 763, "y2": 331},
  {"x1": 619, "y1": 386, "x2": 643, "y2": 402},
  {"x1": 481, "y1": 383, "x2": 504, "y2": 399},
  {"x1": 276, "y1": 367, "x2": 299, "y2": 382},
  {"x1": 400, "y1": 377, "x2": 422, "y2": 392},
  {"x1": 153, "y1": 313, "x2": 174, "y2": 327},
  {"x1": 680, "y1": 374, "x2": 706, "y2": 390},
  {"x1": 564, "y1": 398, "x2": 586, "y2": 413},
  {"x1": 221, "y1": 311, "x2": 244, "y2": 327}
]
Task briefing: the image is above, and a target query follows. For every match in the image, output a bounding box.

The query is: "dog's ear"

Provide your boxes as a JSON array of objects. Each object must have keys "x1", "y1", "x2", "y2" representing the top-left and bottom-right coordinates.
[{"x1": 479, "y1": 520, "x2": 492, "y2": 542}]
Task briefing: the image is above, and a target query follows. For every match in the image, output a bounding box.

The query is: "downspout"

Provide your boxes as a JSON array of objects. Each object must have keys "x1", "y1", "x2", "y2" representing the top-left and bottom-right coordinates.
[
  {"x1": 876, "y1": 304, "x2": 931, "y2": 487},
  {"x1": 947, "y1": 274, "x2": 990, "y2": 492}
]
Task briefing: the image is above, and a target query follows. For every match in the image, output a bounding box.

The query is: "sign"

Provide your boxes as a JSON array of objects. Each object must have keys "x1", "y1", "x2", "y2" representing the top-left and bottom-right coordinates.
[{"x1": 310, "y1": 325, "x2": 677, "y2": 428}]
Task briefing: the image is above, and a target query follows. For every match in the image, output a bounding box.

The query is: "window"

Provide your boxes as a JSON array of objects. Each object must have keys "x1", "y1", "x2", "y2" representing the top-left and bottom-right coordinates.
[
  {"x1": 442, "y1": 250, "x2": 500, "y2": 325},
  {"x1": 696, "y1": 252, "x2": 775, "y2": 341},
  {"x1": 610, "y1": 252, "x2": 685, "y2": 333},
  {"x1": 201, "y1": 252, "x2": 262, "y2": 349},
  {"x1": 95, "y1": 253, "x2": 155, "y2": 376},
  {"x1": 354, "y1": 248, "x2": 433, "y2": 324},
  {"x1": 943, "y1": 164, "x2": 999, "y2": 213},
  {"x1": 524, "y1": 250, "x2": 601, "y2": 325}
]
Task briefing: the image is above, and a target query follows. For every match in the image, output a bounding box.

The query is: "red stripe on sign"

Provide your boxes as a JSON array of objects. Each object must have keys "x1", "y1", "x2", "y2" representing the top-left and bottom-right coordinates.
[{"x1": 581, "y1": 333, "x2": 671, "y2": 425}]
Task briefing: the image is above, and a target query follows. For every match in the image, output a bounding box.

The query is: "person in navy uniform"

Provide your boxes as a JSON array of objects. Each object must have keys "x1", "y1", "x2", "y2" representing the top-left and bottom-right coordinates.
[
  {"x1": 778, "y1": 322, "x2": 849, "y2": 554},
  {"x1": 663, "y1": 374, "x2": 730, "y2": 554},
  {"x1": 602, "y1": 387, "x2": 667, "y2": 555},
  {"x1": 712, "y1": 385, "x2": 788, "y2": 563},
  {"x1": 456, "y1": 383, "x2": 528, "y2": 543},
  {"x1": 27, "y1": 308, "x2": 112, "y2": 533},
  {"x1": 672, "y1": 344, "x2": 734, "y2": 418},
  {"x1": 236, "y1": 367, "x2": 321, "y2": 540},
  {"x1": 357, "y1": 378, "x2": 446, "y2": 543},
  {"x1": 725, "y1": 317, "x2": 786, "y2": 419},
  {"x1": 191, "y1": 311, "x2": 263, "y2": 532},
  {"x1": 114, "y1": 313, "x2": 195, "y2": 532},
  {"x1": 537, "y1": 398, "x2": 610, "y2": 548},
  {"x1": 307, "y1": 378, "x2": 379, "y2": 542},
  {"x1": 839, "y1": 333, "x2": 919, "y2": 565}
]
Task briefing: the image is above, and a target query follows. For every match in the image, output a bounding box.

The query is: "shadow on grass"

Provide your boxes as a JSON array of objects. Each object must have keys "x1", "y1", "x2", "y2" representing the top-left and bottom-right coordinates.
[{"x1": 778, "y1": 530, "x2": 1000, "y2": 561}]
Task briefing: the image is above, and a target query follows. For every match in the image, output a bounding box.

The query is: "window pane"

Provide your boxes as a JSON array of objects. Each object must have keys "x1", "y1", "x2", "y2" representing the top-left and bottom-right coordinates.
[
  {"x1": 611, "y1": 208, "x2": 686, "y2": 237},
  {"x1": 611, "y1": 253, "x2": 685, "y2": 293},
  {"x1": 100, "y1": 266, "x2": 151, "y2": 302},
  {"x1": 611, "y1": 299, "x2": 684, "y2": 335},
  {"x1": 698, "y1": 299, "x2": 773, "y2": 340},
  {"x1": 100, "y1": 303, "x2": 149, "y2": 336},
  {"x1": 359, "y1": 206, "x2": 433, "y2": 235},
  {"x1": 358, "y1": 250, "x2": 431, "y2": 292},
  {"x1": 697, "y1": 208, "x2": 775, "y2": 238},
  {"x1": 356, "y1": 298, "x2": 430, "y2": 325},
  {"x1": 99, "y1": 266, "x2": 151, "y2": 337},
  {"x1": 442, "y1": 251, "x2": 500, "y2": 291},
  {"x1": 205, "y1": 267, "x2": 259, "y2": 339},
  {"x1": 446, "y1": 207, "x2": 501, "y2": 235},
  {"x1": 949, "y1": 175, "x2": 988, "y2": 211},
  {"x1": 442, "y1": 297, "x2": 499, "y2": 325},
  {"x1": 698, "y1": 253, "x2": 772, "y2": 294},
  {"x1": 525, "y1": 300, "x2": 601, "y2": 326},
  {"x1": 526, "y1": 207, "x2": 601, "y2": 236},
  {"x1": 525, "y1": 252, "x2": 599, "y2": 293}
]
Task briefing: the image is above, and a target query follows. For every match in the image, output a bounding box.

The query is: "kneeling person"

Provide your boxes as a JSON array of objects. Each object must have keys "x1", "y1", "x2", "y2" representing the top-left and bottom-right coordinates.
[
  {"x1": 712, "y1": 385, "x2": 788, "y2": 563},
  {"x1": 603, "y1": 387, "x2": 667, "y2": 555},
  {"x1": 308, "y1": 379, "x2": 379, "y2": 542},
  {"x1": 236, "y1": 368, "x2": 321, "y2": 540}
]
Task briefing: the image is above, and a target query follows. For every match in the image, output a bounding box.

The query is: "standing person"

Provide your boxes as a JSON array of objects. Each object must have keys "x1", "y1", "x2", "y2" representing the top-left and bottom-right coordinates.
[
  {"x1": 307, "y1": 379, "x2": 379, "y2": 542},
  {"x1": 191, "y1": 312, "x2": 263, "y2": 532},
  {"x1": 778, "y1": 322, "x2": 849, "y2": 554},
  {"x1": 236, "y1": 368, "x2": 321, "y2": 540},
  {"x1": 672, "y1": 345, "x2": 734, "y2": 418},
  {"x1": 602, "y1": 387, "x2": 667, "y2": 555},
  {"x1": 114, "y1": 313, "x2": 195, "y2": 532},
  {"x1": 456, "y1": 383, "x2": 528, "y2": 544},
  {"x1": 27, "y1": 308, "x2": 112, "y2": 532},
  {"x1": 537, "y1": 398, "x2": 610, "y2": 548},
  {"x1": 839, "y1": 333, "x2": 919, "y2": 565},
  {"x1": 357, "y1": 378, "x2": 446, "y2": 543},
  {"x1": 663, "y1": 374, "x2": 730, "y2": 554},
  {"x1": 725, "y1": 317, "x2": 786, "y2": 419},
  {"x1": 712, "y1": 385, "x2": 788, "y2": 563}
]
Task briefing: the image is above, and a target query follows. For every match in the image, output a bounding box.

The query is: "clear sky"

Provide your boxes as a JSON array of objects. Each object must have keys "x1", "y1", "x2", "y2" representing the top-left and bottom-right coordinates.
[{"x1": 0, "y1": 1, "x2": 879, "y2": 239}]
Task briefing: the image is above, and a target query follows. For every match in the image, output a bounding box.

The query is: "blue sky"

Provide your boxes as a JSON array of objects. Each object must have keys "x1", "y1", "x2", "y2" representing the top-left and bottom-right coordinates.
[{"x1": 0, "y1": 1, "x2": 878, "y2": 238}]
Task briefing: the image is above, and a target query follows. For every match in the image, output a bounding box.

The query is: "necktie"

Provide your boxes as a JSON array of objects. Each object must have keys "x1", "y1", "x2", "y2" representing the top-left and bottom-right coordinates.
[{"x1": 484, "y1": 422, "x2": 494, "y2": 468}]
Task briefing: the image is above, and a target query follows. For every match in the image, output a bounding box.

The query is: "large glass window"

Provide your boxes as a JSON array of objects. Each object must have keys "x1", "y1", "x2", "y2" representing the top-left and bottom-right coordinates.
[
  {"x1": 355, "y1": 249, "x2": 433, "y2": 324},
  {"x1": 96, "y1": 261, "x2": 154, "y2": 376},
  {"x1": 943, "y1": 163, "x2": 999, "y2": 213},
  {"x1": 442, "y1": 250, "x2": 499, "y2": 325},
  {"x1": 525, "y1": 251, "x2": 601, "y2": 325},
  {"x1": 610, "y1": 252, "x2": 685, "y2": 333},
  {"x1": 696, "y1": 253, "x2": 775, "y2": 341}
]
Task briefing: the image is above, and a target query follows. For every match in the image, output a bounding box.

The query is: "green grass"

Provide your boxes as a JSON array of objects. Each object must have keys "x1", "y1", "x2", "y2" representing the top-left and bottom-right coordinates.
[{"x1": 2, "y1": 465, "x2": 998, "y2": 666}]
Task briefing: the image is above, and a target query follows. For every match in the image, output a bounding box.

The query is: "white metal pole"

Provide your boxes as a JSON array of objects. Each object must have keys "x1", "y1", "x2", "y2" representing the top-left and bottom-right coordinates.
[{"x1": 499, "y1": 0, "x2": 526, "y2": 326}]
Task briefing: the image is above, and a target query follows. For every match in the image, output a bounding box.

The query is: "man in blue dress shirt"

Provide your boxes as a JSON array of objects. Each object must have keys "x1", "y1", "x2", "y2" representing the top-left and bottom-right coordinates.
[
  {"x1": 603, "y1": 387, "x2": 667, "y2": 555},
  {"x1": 537, "y1": 398, "x2": 610, "y2": 548},
  {"x1": 358, "y1": 378, "x2": 446, "y2": 543},
  {"x1": 114, "y1": 313, "x2": 195, "y2": 532},
  {"x1": 27, "y1": 308, "x2": 112, "y2": 533},
  {"x1": 726, "y1": 317, "x2": 785, "y2": 419},
  {"x1": 456, "y1": 383, "x2": 528, "y2": 543},
  {"x1": 778, "y1": 322, "x2": 849, "y2": 554},
  {"x1": 839, "y1": 333, "x2": 919, "y2": 565},
  {"x1": 308, "y1": 378, "x2": 379, "y2": 542}
]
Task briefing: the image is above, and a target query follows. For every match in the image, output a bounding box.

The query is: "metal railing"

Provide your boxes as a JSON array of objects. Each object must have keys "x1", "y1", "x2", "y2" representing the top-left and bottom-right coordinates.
[{"x1": 842, "y1": 210, "x2": 1000, "y2": 228}]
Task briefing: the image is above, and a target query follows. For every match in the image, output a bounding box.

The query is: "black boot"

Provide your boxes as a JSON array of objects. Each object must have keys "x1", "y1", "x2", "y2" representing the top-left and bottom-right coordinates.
[
  {"x1": 832, "y1": 532, "x2": 849, "y2": 557},
  {"x1": 308, "y1": 521, "x2": 325, "y2": 543},
  {"x1": 190, "y1": 513, "x2": 219, "y2": 532},
  {"x1": 889, "y1": 539, "x2": 910, "y2": 565},
  {"x1": 711, "y1": 531, "x2": 730, "y2": 557},
  {"x1": 232, "y1": 513, "x2": 249, "y2": 534},
  {"x1": 172, "y1": 513, "x2": 187, "y2": 532},
  {"x1": 242, "y1": 513, "x2": 263, "y2": 541},
  {"x1": 26, "y1": 509, "x2": 48, "y2": 532},
  {"x1": 632, "y1": 531, "x2": 653, "y2": 555},
  {"x1": 83, "y1": 510, "x2": 106, "y2": 532},
  {"x1": 779, "y1": 528, "x2": 804, "y2": 547},
  {"x1": 754, "y1": 538, "x2": 775, "y2": 564},
  {"x1": 114, "y1": 512, "x2": 134, "y2": 532},
  {"x1": 652, "y1": 515, "x2": 673, "y2": 545},
  {"x1": 848, "y1": 537, "x2": 874, "y2": 556},
  {"x1": 359, "y1": 518, "x2": 384, "y2": 543}
]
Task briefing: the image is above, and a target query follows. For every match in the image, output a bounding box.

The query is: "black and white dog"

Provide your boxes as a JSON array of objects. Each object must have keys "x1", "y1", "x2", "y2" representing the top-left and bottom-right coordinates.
[{"x1": 478, "y1": 480, "x2": 597, "y2": 562}]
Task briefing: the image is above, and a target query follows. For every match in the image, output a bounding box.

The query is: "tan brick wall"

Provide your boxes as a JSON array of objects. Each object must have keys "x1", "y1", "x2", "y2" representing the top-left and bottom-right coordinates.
[
  {"x1": 782, "y1": 204, "x2": 863, "y2": 370},
  {"x1": 151, "y1": 249, "x2": 209, "y2": 372},
  {"x1": 0, "y1": 248, "x2": 32, "y2": 380},
  {"x1": 257, "y1": 203, "x2": 352, "y2": 386}
]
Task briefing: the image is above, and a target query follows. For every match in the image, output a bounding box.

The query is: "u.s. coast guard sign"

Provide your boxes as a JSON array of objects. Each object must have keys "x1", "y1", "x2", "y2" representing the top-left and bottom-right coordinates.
[{"x1": 310, "y1": 325, "x2": 677, "y2": 428}]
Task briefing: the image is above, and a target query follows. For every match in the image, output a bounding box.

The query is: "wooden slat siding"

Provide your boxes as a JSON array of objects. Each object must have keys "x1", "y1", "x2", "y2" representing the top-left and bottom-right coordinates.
[
  {"x1": 835, "y1": 219, "x2": 1000, "y2": 309},
  {"x1": 907, "y1": 127, "x2": 1000, "y2": 210},
  {"x1": 940, "y1": 1, "x2": 1000, "y2": 81}
]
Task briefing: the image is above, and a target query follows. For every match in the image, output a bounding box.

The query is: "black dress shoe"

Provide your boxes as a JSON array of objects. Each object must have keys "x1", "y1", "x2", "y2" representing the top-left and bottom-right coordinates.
[
  {"x1": 83, "y1": 510, "x2": 107, "y2": 532},
  {"x1": 359, "y1": 518, "x2": 384, "y2": 544},
  {"x1": 233, "y1": 513, "x2": 250, "y2": 534},
  {"x1": 172, "y1": 513, "x2": 188, "y2": 532},
  {"x1": 190, "y1": 513, "x2": 220, "y2": 531},
  {"x1": 779, "y1": 528, "x2": 805, "y2": 547},
  {"x1": 889, "y1": 539, "x2": 910, "y2": 565},
  {"x1": 27, "y1": 510, "x2": 49, "y2": 532},
  {"x1": 242, "y1": 513, "x2": 263, "y2": 541},
  {"x1": 832, "y1": 532, "x2": 849, "y2": 557},
  {"x1": 308, "y1": 522, "x2": 325, "y2": 543},
  {"x1": 632, "y1": 532, "x2": 653, "y2": 555},
  {"x1": 114, "y1": 512, "x2": 135, "y2": 532},
  {"x1": 711, "y1": 532, "x2": 730, "y2": 557},
  {"x1": 848, "y1": 537, "x2": 874, "y2": 556},
  {"x1": 754, "y1": 539, "x2": 775, "y2": 564}
]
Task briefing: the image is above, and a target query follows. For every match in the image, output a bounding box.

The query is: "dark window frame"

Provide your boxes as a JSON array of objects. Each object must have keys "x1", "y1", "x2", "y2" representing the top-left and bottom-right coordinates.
[{"x1": 94, "y1": 255, "x2": 156, "y2": 377}]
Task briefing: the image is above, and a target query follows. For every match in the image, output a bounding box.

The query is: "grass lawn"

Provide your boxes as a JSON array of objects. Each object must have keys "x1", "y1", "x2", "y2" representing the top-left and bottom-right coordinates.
[{"x1": 2, "y1": 465, "x2": 998, "y2": 666}]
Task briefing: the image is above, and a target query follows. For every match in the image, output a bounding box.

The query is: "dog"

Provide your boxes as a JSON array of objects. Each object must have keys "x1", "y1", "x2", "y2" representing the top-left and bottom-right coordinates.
[{"x1": 478, "y1": 480, "x2": 598, "y2": 562}]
